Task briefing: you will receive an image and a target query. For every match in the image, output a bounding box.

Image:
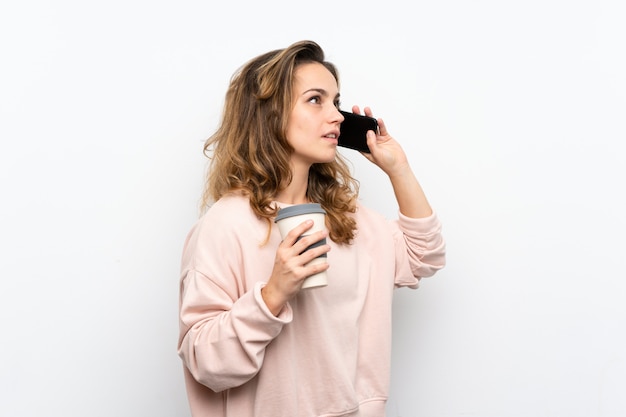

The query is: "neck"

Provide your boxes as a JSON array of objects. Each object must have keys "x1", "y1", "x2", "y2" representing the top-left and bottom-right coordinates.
[{"x1": 275, "y1": 162, "x2": 310, "y2": 205}]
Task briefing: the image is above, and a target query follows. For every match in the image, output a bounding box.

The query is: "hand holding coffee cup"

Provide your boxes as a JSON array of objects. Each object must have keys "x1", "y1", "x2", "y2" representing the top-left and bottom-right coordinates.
[{"x1": 275, "y1": 203, "x2": 329, "y2": 289}]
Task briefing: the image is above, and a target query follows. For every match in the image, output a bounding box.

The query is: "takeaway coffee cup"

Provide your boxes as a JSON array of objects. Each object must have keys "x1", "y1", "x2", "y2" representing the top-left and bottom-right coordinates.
[{"x1": 275, "y1": 203, "x2": 328, "y2": 289}]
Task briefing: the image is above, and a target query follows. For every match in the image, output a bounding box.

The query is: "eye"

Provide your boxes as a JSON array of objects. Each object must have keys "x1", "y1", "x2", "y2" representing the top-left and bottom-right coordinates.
[
  {"x1": 307, "y1": 95, "x2": 321, "y2": 104},
  {"x1": 334, "y1": 100, "x2": 341, "y2": 109}
]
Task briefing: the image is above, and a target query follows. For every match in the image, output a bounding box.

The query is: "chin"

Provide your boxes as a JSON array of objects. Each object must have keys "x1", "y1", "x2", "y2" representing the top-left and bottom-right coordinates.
[
  {"x1": 299, "y1": 148, "x2": 337, "y2": 165},
  {"x1": 320, "y1": 150, "x2": 337, "y2": 163}
]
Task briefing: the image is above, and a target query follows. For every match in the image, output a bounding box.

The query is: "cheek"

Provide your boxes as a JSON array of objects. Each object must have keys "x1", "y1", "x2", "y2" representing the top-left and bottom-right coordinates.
[{"x1": 285, "y1": 118, "x2": 308, "y2": 144}]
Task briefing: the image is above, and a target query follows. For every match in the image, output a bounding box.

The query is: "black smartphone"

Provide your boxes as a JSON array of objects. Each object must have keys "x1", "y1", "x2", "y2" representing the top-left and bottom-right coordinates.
[{"x1": 338, "y1": 110, "x2": 378, "y2": 153}]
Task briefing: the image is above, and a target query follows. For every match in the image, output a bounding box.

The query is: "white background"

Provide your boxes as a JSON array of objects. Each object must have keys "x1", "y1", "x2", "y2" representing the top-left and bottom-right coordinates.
[{"x1": 1, "y1": 0, "x2": 625, "y2": 416}]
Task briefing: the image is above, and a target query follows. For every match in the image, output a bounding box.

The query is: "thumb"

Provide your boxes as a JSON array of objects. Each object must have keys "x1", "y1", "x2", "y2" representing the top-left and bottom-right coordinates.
[{"x1": 366, "y1": 130, "x2": 377, "y2": 151}]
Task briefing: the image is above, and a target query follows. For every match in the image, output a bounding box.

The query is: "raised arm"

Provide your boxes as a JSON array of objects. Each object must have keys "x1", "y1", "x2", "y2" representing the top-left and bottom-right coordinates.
[{"x1": 353, "y1": 105, "x2": 433, "y2": 219}]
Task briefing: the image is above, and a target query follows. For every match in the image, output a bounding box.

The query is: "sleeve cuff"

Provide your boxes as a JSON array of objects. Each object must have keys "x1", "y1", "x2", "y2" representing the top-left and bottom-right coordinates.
[
  {"x1": 253, "y1": 281, "x2": 293, "y2": 323},
  {"x1": 397, "y1": 210, "x2": 442, "y2": 234}
]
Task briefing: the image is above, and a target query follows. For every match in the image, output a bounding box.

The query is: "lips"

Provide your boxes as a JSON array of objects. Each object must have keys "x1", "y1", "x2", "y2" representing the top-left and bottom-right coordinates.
[{"x1": 323, "y1": 130, "x2": 340, "y2": 140}]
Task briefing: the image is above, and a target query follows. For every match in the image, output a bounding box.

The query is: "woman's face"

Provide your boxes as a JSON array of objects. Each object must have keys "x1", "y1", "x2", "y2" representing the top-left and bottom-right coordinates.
[{"x1": 286, "y1": 62, "x2": 344, "y2": 169}]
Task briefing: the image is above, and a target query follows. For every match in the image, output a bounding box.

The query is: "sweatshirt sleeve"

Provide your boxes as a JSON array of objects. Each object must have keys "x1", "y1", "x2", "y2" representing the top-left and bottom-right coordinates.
[
  {"x1": 177, "y1": 197, "x2": 293, "y2": 392},
  {"x1": 178, "y1": 274, "x2": 293, "y2": 392},
  {"x1": 393, "y1": 211, "x2": 446, "y2": 288}
]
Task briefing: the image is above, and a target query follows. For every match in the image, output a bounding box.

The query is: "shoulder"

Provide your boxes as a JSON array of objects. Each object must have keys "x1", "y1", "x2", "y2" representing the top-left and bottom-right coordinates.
[
  {"x1": 350, "y1": 200, "x2": 395, "y2": 241},
  {"x1": 204, "y1": 194, "x2": 254, "y2": 217},
  {"x1": 181, "y1": 194, "x2": 272, "y2": 270},
  {"x1": 191, "y1": 194, "x2": 270, "y2": 245},
  {"x1": 353, "y1": 200, "x2": 442, "y2": 234},
  {"x1": 353, "y1": 200, "x2": 388, "y2": 225}
]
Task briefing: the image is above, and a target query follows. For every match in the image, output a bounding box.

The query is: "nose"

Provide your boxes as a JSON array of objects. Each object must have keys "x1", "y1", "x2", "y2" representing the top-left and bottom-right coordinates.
[{"x1": 332, "y1": 106, "x2": 345, "y2": 124}]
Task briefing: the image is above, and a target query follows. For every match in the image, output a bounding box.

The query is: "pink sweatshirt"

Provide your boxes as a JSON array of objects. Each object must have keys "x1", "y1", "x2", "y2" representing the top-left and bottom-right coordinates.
[{"x1": 178, "y1": 195, "x2": 446, "y2": 417}]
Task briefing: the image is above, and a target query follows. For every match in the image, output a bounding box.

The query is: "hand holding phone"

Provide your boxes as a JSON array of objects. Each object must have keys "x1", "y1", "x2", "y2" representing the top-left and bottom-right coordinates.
[{"x1": 338, "y1": 111, "x2": 379, "y2": 153}]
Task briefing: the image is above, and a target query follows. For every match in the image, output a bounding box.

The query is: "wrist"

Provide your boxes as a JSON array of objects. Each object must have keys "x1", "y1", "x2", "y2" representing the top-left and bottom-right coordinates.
[
  {"x1": 387, "y1": 163, "x2": 414, "y2": 184},
  {"x1": 261, "y1": 284, "x2": 285, "y2": 317}
]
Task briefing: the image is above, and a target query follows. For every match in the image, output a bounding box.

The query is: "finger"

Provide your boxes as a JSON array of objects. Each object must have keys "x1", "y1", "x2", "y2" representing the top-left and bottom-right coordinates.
[
  {"x1": 302, "y1": 258, "x2": 330, "y2": 278},
  {"x1": 281, "y1": 220, "x2": 315, "y2": 246},
  {"x1": 298, "y1": 239, "x2": 331, "y2": 273},
  {"x1": 299, "y1": 245, "x2": 331, "y2": 270},
  {"x1": 293, "y1": 230, "x2": 329, "y2": 255},
  {"x1": 377, "y1": 117, "x2": 388, "y2": 136},
  {"x1": 366, "y1": 130, "x2": 378, "y2": 151}
]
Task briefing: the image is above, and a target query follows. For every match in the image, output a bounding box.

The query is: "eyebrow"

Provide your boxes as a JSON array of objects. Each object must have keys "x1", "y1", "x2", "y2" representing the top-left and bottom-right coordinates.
[{"x1": 303, "y1": 88, "x2": 341, "y2": 100}]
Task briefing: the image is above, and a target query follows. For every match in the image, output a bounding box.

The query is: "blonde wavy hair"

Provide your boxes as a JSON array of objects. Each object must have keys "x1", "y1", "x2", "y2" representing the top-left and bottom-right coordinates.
[{"x1": 201, "y1": 40, "x2": 358, "y2": 245}]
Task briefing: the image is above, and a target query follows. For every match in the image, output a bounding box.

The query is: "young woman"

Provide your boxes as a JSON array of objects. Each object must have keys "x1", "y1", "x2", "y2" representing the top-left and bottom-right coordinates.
[{"x1": 178, "y1": 40, "x2": 446, "y2": 417}]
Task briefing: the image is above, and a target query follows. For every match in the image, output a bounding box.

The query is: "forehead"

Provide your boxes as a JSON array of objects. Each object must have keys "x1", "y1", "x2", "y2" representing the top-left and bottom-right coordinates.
[{"x1": 293, "y1": 62, "x2": 339, "y2": 93}]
